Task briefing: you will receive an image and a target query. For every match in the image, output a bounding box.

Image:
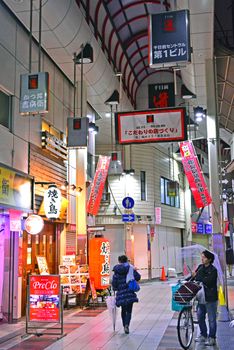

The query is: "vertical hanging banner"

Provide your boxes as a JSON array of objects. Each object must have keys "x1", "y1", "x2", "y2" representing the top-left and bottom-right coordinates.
[
  {"x1": 87, "y1": 156, "x2": 111, "y2": 216},
  {"x1": 148, "y1": 83, "x2": 175, "y2": 108},
  {"x1": 180, "y1": 141, "x2": 212, "y2": 208},
  {"x1": 149, "y1": 10, "x2": 191, "y2": 68}
]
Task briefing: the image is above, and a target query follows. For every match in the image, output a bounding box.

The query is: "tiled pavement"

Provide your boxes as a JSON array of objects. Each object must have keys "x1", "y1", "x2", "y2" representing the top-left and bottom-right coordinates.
[{"x1": 0, "y1": 278, "x2": 233, "y2": 349}]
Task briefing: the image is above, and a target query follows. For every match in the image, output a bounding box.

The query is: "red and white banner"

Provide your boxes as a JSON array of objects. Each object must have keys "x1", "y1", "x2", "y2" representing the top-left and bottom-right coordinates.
[
  {"x1": 29, "y1": 275, "x2": 60, "y2": 322},
  {"x1": 180, "y1": 141, "x2": 212, "y2": 208},
  {"x1": 116, "y1": 108, "x2": 186, "y2": 144},
  {"x1": 87, "y1": 156, "x2": 111, "y2": 216}
]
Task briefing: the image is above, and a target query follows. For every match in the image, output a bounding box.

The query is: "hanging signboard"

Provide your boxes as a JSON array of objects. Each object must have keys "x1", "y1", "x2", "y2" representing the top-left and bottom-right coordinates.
[
  {"x1": 19, "y1": 72, "x2": 49, "y2": 115},
  {"x1": 180, "y1": 141, "x2": 212, "y2": 208},
  {"x1": 89, "y1": 237, "x2": 110, "y2": 289},
  {"x1": 87, "y1": 156, "x2": 111, "y2": 216},
  {"x1": 149, "y1": 10, "x2": 191, "y2": 68},
  {"x1": 44, "y1": 185, "x2": 61, "y2": 219},
  {"x1": 0, "y1": 163, "x2": 33, "y2": 211},
  {"x1": 28, "y1": 275, "x2": 60, "y2": 323},
  {"x1": 148, "y1": 83, "x2": 175, "y2": 108},
  {"x1": 115, "y1": 108, "x2": 186, "y2": 144}
]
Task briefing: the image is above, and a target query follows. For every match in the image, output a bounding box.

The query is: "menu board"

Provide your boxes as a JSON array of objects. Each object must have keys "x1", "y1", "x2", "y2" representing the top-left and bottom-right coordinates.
[
  {"x1": 59, "y1": 264, "x2": 89, "y2": 294},
  {"x1": 29, "y1": 275, "x2": 60, "y2": 323},
  {"x1": 36, "y1": 256, "x2": 50, "y2": 275}
]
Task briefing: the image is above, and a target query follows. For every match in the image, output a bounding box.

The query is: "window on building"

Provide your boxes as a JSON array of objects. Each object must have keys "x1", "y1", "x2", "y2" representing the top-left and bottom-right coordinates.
[
  {"x1": 160, "y1": 176, "x2": 180, "y2": 208},
  {"x1": 0, "y1": 90, "x2": 12, "y2": 129},
  {"x1": 140, "y1": 171, "x2": 146, "y2": 201}
]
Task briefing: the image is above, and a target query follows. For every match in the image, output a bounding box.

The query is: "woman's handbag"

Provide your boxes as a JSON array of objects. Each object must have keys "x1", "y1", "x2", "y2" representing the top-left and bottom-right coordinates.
[
  {"x1": 128, "y1": 279, "x2": 140, "y2": 292},
  {"x1": 126, "y1": 264, "x2": 140, "y2": 292}
]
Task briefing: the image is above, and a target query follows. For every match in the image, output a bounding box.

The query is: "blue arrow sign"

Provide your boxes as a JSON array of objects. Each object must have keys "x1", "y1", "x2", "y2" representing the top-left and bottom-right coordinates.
[
  {"x1": 122, "y1": 214, "x2": 135, "y2": 222},
  {"x1": 122, "y1": 197, "x2": 134, "y2": 209}
]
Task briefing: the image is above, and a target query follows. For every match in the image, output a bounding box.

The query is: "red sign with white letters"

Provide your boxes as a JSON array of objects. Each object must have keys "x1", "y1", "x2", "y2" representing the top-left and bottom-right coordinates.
[
  {"x1": 180, "y1": 141, "x2": 212, "y2": 209},
  {"x1": 29, "y1": 275, "x2": 60, "y2": 322},
  {"x1": 87, "y1": 156, "x2": 111, "y2": 216}
]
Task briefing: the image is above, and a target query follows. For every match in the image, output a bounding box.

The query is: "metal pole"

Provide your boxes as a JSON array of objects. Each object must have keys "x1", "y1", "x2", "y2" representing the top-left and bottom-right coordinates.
[
  {"x1": 206, "y1": 59, "x2": 229, "y2": 309},
  {"x1": 73, "y1": 53, "x2": 76, "y2": 118},
  {"x1": 38, "y1": 0, "x2": 42, "y2": 72},
  {"x1": 110, "y1": 105, "x2": 113, "y2": 150},
  {"x1": 81, "y1": 45, "x2": 84, "y2": 118},
  {"x1": 29, "y1": 0, "x2": 33, "y2": 73}
]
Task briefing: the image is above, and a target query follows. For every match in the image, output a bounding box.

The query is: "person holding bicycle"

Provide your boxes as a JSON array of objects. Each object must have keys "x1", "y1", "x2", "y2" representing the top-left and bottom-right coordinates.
[{"x1": 192, "y1": 250, "x2": 218, "y2": 346}]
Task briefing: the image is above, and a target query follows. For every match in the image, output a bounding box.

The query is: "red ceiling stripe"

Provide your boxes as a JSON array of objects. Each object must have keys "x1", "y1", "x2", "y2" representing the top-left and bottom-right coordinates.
[{"x1": 94, "y1": 0, "x2": 103, "y2": 39}]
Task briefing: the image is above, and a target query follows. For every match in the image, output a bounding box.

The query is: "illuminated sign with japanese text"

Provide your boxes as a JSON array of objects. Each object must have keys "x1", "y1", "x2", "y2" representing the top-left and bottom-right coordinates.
[
  {"x1": 148, "y1": 83, "x2": 175, "y2": 108},
  {"x1": 44, "y1": 185, "x2": 61, "y2": 219},
  {"x1": 19, "y1": 72, "x2": 49, "y2": 115},
  {"x1": 115, "y1": 108, "x2": 186, "y2": 144},
  {"x1": 149, "y1": 10, "x2": 191, "y2": 68}
]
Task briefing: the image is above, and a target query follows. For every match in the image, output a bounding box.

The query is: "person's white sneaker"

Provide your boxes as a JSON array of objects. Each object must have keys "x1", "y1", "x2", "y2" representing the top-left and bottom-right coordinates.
[
  {"x1": 205, "y1": 337, "x2": 216, "y2": 346},
  {"x1": 195, "y1": 335, "x2": 207, "y2": 343}
]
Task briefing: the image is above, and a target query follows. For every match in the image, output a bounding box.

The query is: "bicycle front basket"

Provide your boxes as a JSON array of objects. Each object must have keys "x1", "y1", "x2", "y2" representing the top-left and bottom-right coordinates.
[{"x1": 174, "y1": 281, "x2": 201, "y2": 305}]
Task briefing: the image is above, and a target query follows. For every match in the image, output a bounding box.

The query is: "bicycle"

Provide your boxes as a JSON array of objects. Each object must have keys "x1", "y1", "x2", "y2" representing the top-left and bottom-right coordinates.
[{"x1": 172, "y1": 280, "x2": 201, "y2": 350}]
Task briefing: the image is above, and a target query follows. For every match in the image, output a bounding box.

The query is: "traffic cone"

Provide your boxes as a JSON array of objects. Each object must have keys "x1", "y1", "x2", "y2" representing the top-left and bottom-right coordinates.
[
  {"x1": 160, "y1": 266, "x2": 167, "y2": 281},
  {"x1": 218, "y1": 285, "x2": 230, "y2": 322}
]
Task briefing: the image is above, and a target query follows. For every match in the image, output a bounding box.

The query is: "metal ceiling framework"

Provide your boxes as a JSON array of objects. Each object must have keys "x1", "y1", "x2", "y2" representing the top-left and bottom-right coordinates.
[
  {"x1": 216, "y1": 51, "x2": 234, "y2": 132},
  {"x1": 76, "y1": 0, "x2": 174, "y2": 107}
]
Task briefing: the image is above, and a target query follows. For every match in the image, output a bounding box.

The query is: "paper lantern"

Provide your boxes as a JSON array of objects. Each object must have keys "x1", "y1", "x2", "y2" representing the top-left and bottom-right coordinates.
[
  {"x1": 44, "y1": 185, "x2": 61, "y2": 219},
  {"x1": 89, "y1": 237, "x2": 110, "y2": 289}
]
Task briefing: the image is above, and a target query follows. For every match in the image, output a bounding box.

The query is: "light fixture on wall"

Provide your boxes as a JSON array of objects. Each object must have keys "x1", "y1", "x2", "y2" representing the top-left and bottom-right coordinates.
[
  {"x1": 105, "y1": 90, "x2": 119, "y2": 150},
  {"x1": 73, "y1": 43, "x2": 94, "y2": 118},
  {"x1": 89, "y1": 122, "x2": 99, "y2": 134},
  {"x1": 105, "y1": 90, "x2": 119, "y2": 106},
  {"x1": 181, "y1": 84, "x2": 196, "y2": 100},
  {"x1": 194, "y1": 106, "x2": 206, "y2": 122},
  {"x1": 122, "y1": 168, "x2": 135, "y2": 176}
]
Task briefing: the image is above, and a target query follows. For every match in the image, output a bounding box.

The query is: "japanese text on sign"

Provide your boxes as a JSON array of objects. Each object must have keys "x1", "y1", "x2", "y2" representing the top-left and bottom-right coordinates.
[
  {"x1": 100, "y1": 241, "x2": 110, "y2": 276},
  {"x1": 116, "y1": 108, "x2": 186, "y2": 144},
  {"x1": 180, "y1": 141, "x2": 212, "y2": 208},
  {"x1": 44, "y1": 186, "x2": 61, "y2": 219}
]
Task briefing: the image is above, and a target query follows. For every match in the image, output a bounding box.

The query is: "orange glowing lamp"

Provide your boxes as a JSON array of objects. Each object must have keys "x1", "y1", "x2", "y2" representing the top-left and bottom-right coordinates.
[{"x1": 89, "y1": 237, "x2": 110, "y2": 290}]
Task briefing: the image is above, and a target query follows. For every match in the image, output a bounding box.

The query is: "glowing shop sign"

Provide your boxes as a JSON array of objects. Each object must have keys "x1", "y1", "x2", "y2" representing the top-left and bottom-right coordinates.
[{"x1": 44, "y1": 185, "x2": 61, "y2": 219}]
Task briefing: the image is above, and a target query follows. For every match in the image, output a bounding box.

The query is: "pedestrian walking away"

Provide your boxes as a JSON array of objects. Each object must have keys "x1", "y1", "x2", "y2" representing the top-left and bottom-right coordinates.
[
  {"x1": 226, "y1": 246, "x2": 234, "y2": 277},
  {"x1": 192, "y1": 250, "x2": 218, "y2": 347},
  {"x1": 112, "y1": 255, "x2": 141, "y2": 334}
]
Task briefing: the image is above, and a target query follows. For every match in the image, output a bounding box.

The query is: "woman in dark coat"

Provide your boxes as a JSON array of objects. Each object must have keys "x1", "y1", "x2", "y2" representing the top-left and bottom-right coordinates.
[{"x1": 112, "y1": 255, "x2": 141, "y2": 334}]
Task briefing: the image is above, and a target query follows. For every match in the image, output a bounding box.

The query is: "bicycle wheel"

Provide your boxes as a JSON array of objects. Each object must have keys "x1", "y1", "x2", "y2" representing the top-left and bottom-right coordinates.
[{"x1": 177, "y1": 307, "x2": 194, "y2": 350}]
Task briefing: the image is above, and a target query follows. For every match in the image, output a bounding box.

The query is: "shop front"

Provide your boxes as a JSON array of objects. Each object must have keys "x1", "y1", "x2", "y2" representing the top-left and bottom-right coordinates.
[
  {"x1": 0, "y1": 163, "x2": 33, "y2": 323},
  {"x1": 20, "y1": 142, "x2": 68, "y2": 316}
]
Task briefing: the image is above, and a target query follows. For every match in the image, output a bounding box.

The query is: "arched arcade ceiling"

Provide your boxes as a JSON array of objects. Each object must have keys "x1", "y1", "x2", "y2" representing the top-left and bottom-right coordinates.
[{"x1": 3, "y1": 0, "x2": 214, "y2": 141}]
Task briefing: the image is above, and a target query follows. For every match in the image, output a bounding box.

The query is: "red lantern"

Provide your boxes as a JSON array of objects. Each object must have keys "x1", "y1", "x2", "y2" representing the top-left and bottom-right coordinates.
[{"x1": 89, "y1": 237, "x2": 110, "y2": 290}]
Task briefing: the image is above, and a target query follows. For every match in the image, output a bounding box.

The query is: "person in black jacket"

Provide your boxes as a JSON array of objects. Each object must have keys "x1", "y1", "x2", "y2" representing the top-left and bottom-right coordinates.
[
  {"x1": 193, "y1": 250, "x2": 218, "y2": 346},
  {"x1": 112, "y1": 255, "x2": 141, "y2": 334},
  {"x1": 226, "y1": 246, "x2": 234, "y2": 277}
]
